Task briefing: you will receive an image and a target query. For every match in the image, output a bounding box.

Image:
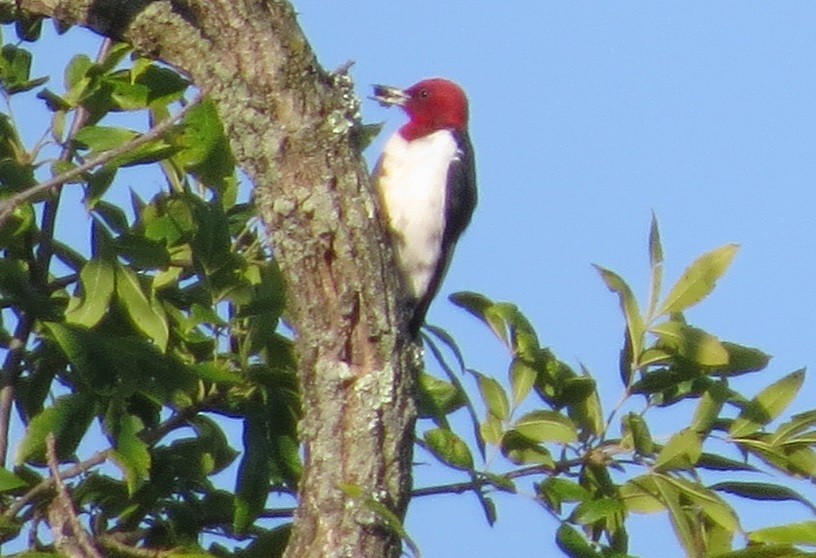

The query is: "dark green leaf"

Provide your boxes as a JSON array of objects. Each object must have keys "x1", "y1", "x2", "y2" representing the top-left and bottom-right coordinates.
[
  {"x1": 652, "y1": 321, "x2": 728, "y2": 366},
  {"x1": 570, "y1": 497, "x2": 624, "y2": 525},
  {"x1": 16, "y1": 393, "x2": 96, "y2": 465},
  {"x1": 556, "y1": 523, "x2": 603, "y2": 558},
  {"x1": 416, "y1": 373, "x2": 466, "y2": 419},
  {"x1": 0, "y1": 260, "x2": 59, "y2": 320},
  {"x1": 424, "y1": 428, "x2": 473, "y2": 470},
  {"x1": 176, "y1": 98, "x2": 235, "y2": 192},
  {"x1": 622, "y1": 413, "x2": 654, "y2": 456},
  {"x1": 537, "y1": 478, "x2": 590, "y2": 514},
  {"x1": 105, "y1": 409, "x2": 150, "y2": 493},
  {"x1": 711, "y1": 482, "x2": 816, "y2": 513},
  {"x1": 500, "y1": 430, "x2": 554, "y2": 467},
  {"x1": 115, "y1": 263, "x2": 169, "y2": 351},
  {"x1": 234, "y1": 412, "x2": 271, "y2": 534},
  {"x1": 705, "y1": 342, "x2": 771, "y2": 377}
]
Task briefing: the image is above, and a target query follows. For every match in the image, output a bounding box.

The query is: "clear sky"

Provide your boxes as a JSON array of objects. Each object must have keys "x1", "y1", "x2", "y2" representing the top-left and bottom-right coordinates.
[{"x1": 12, "y1": 2, "x2": 816, "y2": 557}]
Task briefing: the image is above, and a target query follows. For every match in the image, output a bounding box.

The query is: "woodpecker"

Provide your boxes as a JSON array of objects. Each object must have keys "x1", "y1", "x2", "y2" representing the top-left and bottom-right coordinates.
[{"x1": 371, "y1": 78, "x2": 477, "y2": 336}]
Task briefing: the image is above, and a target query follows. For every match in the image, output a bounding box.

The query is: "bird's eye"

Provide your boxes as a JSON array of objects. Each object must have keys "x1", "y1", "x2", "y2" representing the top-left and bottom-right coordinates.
[{"x1": 419, "y1": 88, "x2": 429, "y2": 98}]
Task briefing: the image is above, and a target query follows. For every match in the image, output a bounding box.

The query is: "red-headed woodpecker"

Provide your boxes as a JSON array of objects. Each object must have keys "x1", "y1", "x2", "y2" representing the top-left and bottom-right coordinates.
[{"x1": 372, "y1": 78, "x2": 477, "y2": 335}]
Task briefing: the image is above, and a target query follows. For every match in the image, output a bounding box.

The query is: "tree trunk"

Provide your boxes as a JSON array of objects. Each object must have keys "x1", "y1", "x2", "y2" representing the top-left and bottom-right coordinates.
[{"x1": 2, "y1": 2, "x2": 419, "y2": 557}]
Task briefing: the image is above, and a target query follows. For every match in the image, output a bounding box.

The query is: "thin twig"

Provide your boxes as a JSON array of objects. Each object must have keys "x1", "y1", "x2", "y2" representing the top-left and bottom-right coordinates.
[
  {"x1": 4, "y1": 449, "x2": 109, "y2": 520},
  {"x1": 0, "y1": 93, "x2": 204, "y2": 228},
  {"x1": 46, "y1": 434, "x2": 104, "y2": 558},
  {"x1": 98, "y1": 533, "x2": 167, "y2": 558}
]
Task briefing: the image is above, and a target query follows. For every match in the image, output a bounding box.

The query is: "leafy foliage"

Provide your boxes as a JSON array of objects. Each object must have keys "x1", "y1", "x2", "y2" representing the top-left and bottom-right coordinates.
[
  {"x1": 0, "y1": 29, "x2": 297, "y2": 557},
  {"x1": 416, "y1": 215, "x2": 816, "y2": 557}
]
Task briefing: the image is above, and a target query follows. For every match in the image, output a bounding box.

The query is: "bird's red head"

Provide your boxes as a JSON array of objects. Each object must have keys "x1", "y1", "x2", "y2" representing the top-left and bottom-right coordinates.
[{"x1": 372, "y1": 78, "x2": 469, "y2": 141}]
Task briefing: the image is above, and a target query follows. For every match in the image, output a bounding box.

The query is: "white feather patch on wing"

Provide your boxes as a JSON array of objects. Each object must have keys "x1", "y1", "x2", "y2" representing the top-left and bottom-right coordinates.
[{"x1": 376, "y1": 130, "x2": 459, "y2": 299}]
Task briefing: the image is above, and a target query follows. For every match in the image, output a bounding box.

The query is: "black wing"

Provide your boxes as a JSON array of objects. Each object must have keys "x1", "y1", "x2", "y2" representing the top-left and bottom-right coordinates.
[{"x1": 409, "y1": 130, "x2": 477, "y2": 335}]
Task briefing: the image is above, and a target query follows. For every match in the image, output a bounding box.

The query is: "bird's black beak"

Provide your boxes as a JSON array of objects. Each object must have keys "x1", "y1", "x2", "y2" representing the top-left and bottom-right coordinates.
[{"x1": 370, "y1": 84, "x2": 409, "y2": 107}]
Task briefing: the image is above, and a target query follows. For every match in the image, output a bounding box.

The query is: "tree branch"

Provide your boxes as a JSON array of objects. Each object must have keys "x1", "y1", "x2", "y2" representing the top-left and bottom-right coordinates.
[
  {"x1": 45, "y1": 434, "x2": 103, "y2": 558},
  {"x1": 0, "y1": 93, "x2": 203, "y2": 228}
]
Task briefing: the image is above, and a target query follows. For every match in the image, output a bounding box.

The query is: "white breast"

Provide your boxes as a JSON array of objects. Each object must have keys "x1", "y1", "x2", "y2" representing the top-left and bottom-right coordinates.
[{"x1": 376, "y1": 130, "x2": 459, "y2": 299}]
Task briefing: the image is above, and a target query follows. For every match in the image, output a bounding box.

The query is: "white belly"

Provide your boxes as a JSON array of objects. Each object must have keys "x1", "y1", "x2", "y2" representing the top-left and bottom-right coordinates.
[{"x1": 376, "y1": 130, "x2": 458, "y2": 299}]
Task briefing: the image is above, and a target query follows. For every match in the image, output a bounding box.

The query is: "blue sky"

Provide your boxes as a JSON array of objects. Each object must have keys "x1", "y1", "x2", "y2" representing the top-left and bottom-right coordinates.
[{"x1": 12, "y1": 2, "x2": 816, "y2": 556}]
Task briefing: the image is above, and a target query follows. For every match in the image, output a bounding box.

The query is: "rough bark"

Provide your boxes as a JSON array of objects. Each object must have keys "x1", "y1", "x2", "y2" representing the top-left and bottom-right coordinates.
[{"x1": 1, "y1": 2, "x2": 419, "y2": 557}]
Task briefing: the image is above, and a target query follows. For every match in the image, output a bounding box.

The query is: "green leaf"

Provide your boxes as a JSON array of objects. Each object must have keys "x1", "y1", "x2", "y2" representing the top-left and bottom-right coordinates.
[
  {"x1": 654, "y1": 428, "x2": 702, "y2": 471},
  {"x1": 74, "y1": 125, "x2": 176, "y2": 167},
  {"x1": 647, "y1": 212, "x2": 664, "y2": 319},
  {"x1": 500, "y1": 430, "x2": 554, "y2": 467},
  {"x1": 695, "y1": 452, "x2": 758, "y2": 473},
  {"x1": 771, "y1": 410, "x2": 816, "y2": 446},
  {"x1": 651, "y1": 320, "x2": 728, "y2": 366},
  {"x1": 0, "y1": 468, "x2": 28, "y2": 493},
  {"x1": 570, "y1": 497, "x2": 624, "y2": 525},
  {"x1": 747, "y1": 522, "x2": 816, "y2": 546},
  {"x1": 191, "y1": 362, "x2": 243, "y2": 385},
  {"x1": 65, "y1": 259, "x2": 115, "y2": 328},
  {"x1": 450, "y1": 291, "x2": 508, "y2": 347},
  {"x1": 653, "y1": 475, "x2": 699, "y2": 556},
  {"x1": 16, "y1": 393, "x2": 95, "y2": 465},
  {"x1": 538, "y1": 478, "x2": 591, "y2": 512},
  {"x1": 176, "y1": 97, "x2": 235, "y2": 192},
  {"x1": 0, "y1": 260, "x2": 59, "y2": 320},
  {"x1": 115, "y1": 263, "x2": 169, "y2": 351},
  {"x1": 234, "y1": 411, "x2": 271, "y2": 534},
  {"x1": 657, "y1": 243, "x2": 739, "y2": 316},
  {"x1": 0, "y1": 44, "x2": 47, "y2": 94},
  {"x1": 480, "y1": 415, "x2": 504, "y2": 446},
  {"x1": 514, "y1": 410, "x2": 578, "y2": 444},
  {"x1": 690, "y1": 382, "x2": 730, "y2": 434},
  {"x1": 663, "y1": 475, "x2": 739, "y2": 532},
  {"x1": 705, "y1": 342, "x2": 771, "y2": 377},
  {"x1": 236, "y1": 524, "x2": 292, "y2": 558},
  {"x1": 567, "y1": 372, "x2": 604, "y2": 439},
  {"x1": 416, "y1": 373, "x2": 466, "y2": 419},
  {"x1": 730, "y1": 369, "x2": 806, "y2": 439},
  {"x1": 476, "y1": 373, "x2": 510, "y2": 421},
  {"x1": 424, "y1": 428, "x2": 474, "y2": 470},
  {"x1": 509, "y1": 358, "x2": 537, "y2": 407},
  {"x1": 134, "y1": 64, "x2": 189, "y2": 106},
  {"x1": 622, "y1": 412, "x2": 654, "y2": 456},
  {"x1": 556, "y1": 523, "x2": 603, "y2": 558},
  {"x1": 74, "y1": 125, "x2": 139, "y2": 152},
  {"x1": 64, "y1": 54, "x2": 91, "y2": 91},
  {"x1": 106, "y1": 411, "x2": 151, "y2": 493},
  {"x1": 620, "y1": 475, "x2": 664, "y2": 514},
  {"x1": 711, "y1": 482, "x2": 816, "y2": 513},
  {"x1": 594, "y1": 264, "x2": 645, "y2": 378}
]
